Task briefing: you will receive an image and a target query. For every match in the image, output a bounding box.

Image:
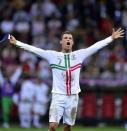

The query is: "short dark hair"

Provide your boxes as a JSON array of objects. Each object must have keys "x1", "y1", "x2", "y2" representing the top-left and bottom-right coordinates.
[{"x1": 60, "y1": 31, "x2": 73, "y2": 40}]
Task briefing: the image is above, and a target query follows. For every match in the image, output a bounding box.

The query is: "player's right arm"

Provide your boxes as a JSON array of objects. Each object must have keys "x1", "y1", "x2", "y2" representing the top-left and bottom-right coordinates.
[{"x1": 9, "y1": 35, "x2": 52, "y2": 61}]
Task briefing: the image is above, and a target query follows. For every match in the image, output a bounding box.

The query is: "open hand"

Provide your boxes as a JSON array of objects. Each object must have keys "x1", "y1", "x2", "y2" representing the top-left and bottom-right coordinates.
[
  {"x1": 9, "y1": 35, "x2": 17, "y2": 45},
  {"x1": 112, "y1": 28, "x2": 124, "y2": 40}
]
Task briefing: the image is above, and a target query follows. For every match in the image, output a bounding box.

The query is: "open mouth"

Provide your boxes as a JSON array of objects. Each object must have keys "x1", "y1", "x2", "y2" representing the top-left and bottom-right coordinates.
[{"x1": 67, "y1": 42, "x2": 70, "y2": 45}]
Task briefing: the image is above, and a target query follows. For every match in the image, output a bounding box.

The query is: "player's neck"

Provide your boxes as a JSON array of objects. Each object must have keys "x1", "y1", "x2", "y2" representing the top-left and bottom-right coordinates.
[{"x1": 62, "y1": 49, "x2": 72, "y2": 53}]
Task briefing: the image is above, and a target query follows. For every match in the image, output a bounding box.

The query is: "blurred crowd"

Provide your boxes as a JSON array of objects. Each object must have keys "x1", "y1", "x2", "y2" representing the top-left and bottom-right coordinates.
[
  {"x1": 0, "y1": 0, "x2": 127, "y2": 128},
  {"x1": 0, "y1": 0, "x2": 127, "y2": 82}
]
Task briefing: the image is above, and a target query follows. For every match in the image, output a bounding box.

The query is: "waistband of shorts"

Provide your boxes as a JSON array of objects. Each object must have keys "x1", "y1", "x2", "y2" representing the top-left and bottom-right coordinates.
[{"x1": 52, "y1": 93, "x2": 78, "y2": 96}]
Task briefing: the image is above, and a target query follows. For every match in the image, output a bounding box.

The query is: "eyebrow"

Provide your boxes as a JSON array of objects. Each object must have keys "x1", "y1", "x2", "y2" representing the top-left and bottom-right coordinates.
[{"x1": 63, "y1": 36, "x2": 72, "y2": 39}]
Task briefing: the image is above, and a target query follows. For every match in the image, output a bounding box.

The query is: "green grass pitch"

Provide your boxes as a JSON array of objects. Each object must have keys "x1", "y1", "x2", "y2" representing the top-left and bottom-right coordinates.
[{"x1": 0, "y1": 126, "x2": 125, "y2": 131}]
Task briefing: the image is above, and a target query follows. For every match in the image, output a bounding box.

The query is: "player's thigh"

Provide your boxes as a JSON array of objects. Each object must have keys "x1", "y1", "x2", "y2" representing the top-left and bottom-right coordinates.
[
  {"x1": 63, "y1": 95, "x2": 79, "y2": 125},
  {"x1": 49, "y1": 94, "x2": 65, "y2": 123}
]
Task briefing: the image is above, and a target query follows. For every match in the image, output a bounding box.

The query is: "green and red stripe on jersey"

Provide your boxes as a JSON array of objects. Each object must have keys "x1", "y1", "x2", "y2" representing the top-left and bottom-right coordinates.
[
  {"x1": 66, "y1": 63, "x2": 82, "y2": 95},
  {"x1": 50, "y1": 54, "x2": 81, "y2": 95}
]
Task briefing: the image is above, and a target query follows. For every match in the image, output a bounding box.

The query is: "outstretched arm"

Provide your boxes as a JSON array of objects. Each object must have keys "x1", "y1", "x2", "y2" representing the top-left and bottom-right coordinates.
[
  {"x1": 9, "y1": 35, "x2": 53, "y2": 61},
  {"x1": 10, "y1": 66, "x2": 22, "y2": 85},
  {"x1": 77, "y1": 28, "x2": 124, "y2": 61}
]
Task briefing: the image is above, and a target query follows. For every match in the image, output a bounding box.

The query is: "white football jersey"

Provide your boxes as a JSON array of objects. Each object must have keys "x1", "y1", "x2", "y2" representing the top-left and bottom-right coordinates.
[
  {"x1": 16, "y1": 36, "x2": 112, "y2": 95},
  {"x1": 20, "y1": 80, "x2": 35, "y2": 101},
  {"x1": 34, "y1": 83, "x2": 49, "y2": 103}
]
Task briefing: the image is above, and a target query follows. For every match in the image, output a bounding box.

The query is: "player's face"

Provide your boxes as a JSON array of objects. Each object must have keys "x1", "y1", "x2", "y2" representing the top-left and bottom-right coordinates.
[{"x1": 61, "y1": 34, "x2": 74, "y2": 53}]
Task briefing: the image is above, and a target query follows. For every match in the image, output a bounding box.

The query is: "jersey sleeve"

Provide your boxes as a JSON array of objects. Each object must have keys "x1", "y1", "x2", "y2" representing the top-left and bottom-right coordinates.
[
  {"x1": 76, "y1": 36, "x2": 113, "y2": 62},
  {"x1": 16, "y1": 41, "x2": 54, "y2": 62}
]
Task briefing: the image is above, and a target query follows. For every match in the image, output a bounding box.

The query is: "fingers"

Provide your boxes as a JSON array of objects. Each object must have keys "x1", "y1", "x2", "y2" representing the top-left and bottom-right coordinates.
[
  {"x1": 115, "y1": 33, "x2": 124, "y2": 38},
  {"x1": 112, "y1": 28, "x2": 115, "y2": 33},
  {"x1": 119, "y1": 32, "x2": 124, "y2": 36},
  {"x1": 10, "y1": 35, "x2": 13, "y2": 39},
  {"x1": 117, "y1": 33, "x2": 124, "y2": 37},
  {"x1": 113, "y1": 27, "x2": 124, "y2": 32},
  {"x1": 119, "y1": 35, "x2": 124, "y2": 38},
  {"x1": 118, "y1": 28, "x2": 124, "y2": 32},
  {"x1": 119, "y1": 36, "x2": 124, "y2": 38},
  {"x1": 115, "y1": 28, "x2": 124, "y2": 33},
  {"x1": 118, "y1": 30, "x2": 124, "y2": 34},
  {"x1": 112, "y1": 27, "x2": 125, "y2": 39},
  {"x1": 9, "y1": 35, "x2": 14, "y2": 43},
  {"x1": 115, "y1": 28, "x2": 125, "y2": 37},
  {"x1": 112, "y1": 27, "x2": 124, "y2": 35},
  {"x1": 116, "y1": 28, "x2": 122, "y2": 32}
]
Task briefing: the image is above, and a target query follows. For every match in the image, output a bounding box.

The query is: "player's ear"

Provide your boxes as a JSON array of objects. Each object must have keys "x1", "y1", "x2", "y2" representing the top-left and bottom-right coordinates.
[{"x1": 60, "y1": 40, "x2": 62, "y2": 44}]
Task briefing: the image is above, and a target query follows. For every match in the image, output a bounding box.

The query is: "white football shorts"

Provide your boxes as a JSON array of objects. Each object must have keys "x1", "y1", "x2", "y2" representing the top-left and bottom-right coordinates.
[
  {"x1": 49, "y1": 93, "x2": 79, "y2": 126},
  {"x1": 33, "y1": 103, "x2": 47, "y2": 115}
]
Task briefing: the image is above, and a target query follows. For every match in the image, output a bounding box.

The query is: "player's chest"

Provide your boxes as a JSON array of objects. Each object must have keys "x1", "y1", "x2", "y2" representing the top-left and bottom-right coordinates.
[{"x1": 51, "y1": 54, "x2": 79, "y2": 67}]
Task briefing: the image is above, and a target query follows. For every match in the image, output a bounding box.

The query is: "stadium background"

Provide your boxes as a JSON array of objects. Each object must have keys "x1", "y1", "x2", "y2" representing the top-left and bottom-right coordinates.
[{"x1": 0, "y1": 0, "x2": 127, "y2": 130}]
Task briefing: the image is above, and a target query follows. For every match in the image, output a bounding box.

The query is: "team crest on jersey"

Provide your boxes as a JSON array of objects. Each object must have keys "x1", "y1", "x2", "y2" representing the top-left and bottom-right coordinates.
[{"x1": 71, "y1": 54, "x2": 76, "y2": 60}]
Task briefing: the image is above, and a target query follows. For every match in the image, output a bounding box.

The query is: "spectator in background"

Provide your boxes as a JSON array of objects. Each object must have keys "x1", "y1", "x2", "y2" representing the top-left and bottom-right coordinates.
[
  {"x1": 0, "y1": 64, "x2": 22, "y2": 128},
  {"x1": 114, "y1": 56, "x2": 127, "y2": 80},
  {"x1": 41, "y1": 0, "x2": 61, "y2": 20},
  {"x1": 1, "y1": 13, "x2": 14, "y2": 34},
  {"x1": 13, "y1": 10, "x2": 30, "y2": 38},
  {"x1": 30, "y1": 0, "x2": 61, "y2": 22},
  {"x1": 30, "y1": 0, "x2": 44, "y2": 17},
  {"x1": 19, "y1": 51, "x2": 38, "y2": 74},
  {"x1": 33, "y1": 74, "x2": 49, "y2": 128},
  {"x1": 18, "y1": 73, "x2": 35, "y2": 128},
  {"x1": 31, "y1": 15, "x2": 45, "y2": 37},
  {"x1": 47, "y1": 15, "x2": 62, "y2": 35},
  {"x1": 37, "y1": 60, "x2": 51, "y2": 81}
]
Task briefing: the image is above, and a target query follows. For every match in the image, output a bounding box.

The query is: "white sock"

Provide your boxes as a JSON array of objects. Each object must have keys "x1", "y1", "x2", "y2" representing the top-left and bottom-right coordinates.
[
  {"x1": 20, "y1": 113, "x2": 31, "y2": 128},
  {"x1": 33, "y1": 114, "x2": 40, "y2": 125},
  {"x1": 26, "y1": 113, "x2": 32, "y2": 128},
  {"x1": 19, "y1": 113, "x2": 26, "y2": 127}
]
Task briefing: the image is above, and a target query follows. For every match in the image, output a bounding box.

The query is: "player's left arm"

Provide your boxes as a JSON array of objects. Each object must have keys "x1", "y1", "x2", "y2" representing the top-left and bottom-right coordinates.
[
  {"x1": 76, "y1": 28, "x2": 124, "y2": 61},
  {"x1": 10, "y1": 66, "x2": 22, "y2": 85}
]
